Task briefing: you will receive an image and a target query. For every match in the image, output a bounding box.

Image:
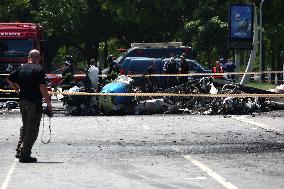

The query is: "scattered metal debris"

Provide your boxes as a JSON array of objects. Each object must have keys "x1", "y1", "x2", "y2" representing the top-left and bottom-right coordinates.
[
  {"x1": 161, "y1": 78, "x2": 284, "y2": 115},
  {"x1": 0, "y1": 101, "x2": 19, "y2": 114},
  {"x1": 270, "y1": 84, "x2": 284, "y2": 94},
  {"x1": 62, "y1": 87, "x2": 98, "y2": 116},
  {"x1": 0, "y1": 101, "x2": 18, "y2": 110},
  {"x1": 134, "y1": 99, "x2": 170, "y2": 115},
  {"x1": 62, "y1": 76, "x2": 284, "y2": 116}
]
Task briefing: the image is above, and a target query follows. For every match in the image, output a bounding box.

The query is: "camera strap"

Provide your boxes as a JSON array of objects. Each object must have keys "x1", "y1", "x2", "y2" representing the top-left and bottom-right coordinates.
[{"x1": 41, "y1": 114, "x2": 52, "y2": 144}]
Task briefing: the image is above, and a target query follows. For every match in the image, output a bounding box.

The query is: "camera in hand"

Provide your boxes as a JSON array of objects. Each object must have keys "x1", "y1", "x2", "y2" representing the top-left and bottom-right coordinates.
[{"x1": 43, "y1": 107, "x2": 53, "y2": 117}]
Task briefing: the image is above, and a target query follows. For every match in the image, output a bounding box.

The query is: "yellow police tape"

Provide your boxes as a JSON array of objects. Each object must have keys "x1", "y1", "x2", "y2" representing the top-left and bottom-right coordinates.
[
  {"x1": 1, "y1": 70, "x2": 284, "y2": 78},
  {"x1": 129, "y1": 70, "x2": 284, "y2": 77},
  {"x1": 1, "y1": 89, "x2": 284, "y2": 98},
  {"x1": 60, "y1": 70, "x2": 284, "y2": 77}
]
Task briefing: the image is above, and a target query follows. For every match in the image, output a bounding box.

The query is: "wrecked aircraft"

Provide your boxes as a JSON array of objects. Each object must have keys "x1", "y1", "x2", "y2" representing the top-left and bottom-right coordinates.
[{"x1": 62, "y1": 76, "x2": 284, "y2": 116}]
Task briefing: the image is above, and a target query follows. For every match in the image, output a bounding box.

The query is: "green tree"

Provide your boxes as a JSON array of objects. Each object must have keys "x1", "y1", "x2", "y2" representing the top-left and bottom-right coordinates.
[
  {"x1": 39, "y1": 0, "x2": 117, "y2": 63},
  {"x1": 1, "y1": 0, "x2": 283, "y2": 73},
  {"x1": 102, "y1": 0, "x2": 197, "y2": 44},
  {"x1": 262, "y1": 0, "x2": 284, "y2": 71},
  {"x1": 0, "y1": 0, "x2": 39, "y2": 22},
  {"x1": 185, "y1": 16, "x2": 228, "y2": 66},
  {"x1": 183, "y1": 0, "x2": 232, "y2": 66}
]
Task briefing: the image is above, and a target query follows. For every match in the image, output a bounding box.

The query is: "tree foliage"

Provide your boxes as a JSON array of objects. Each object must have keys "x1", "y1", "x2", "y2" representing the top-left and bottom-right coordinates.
[
  {"x1": 0, "y1": 0, "x2": 283, "y2": 70},
  {"x1": 39, "y1": 0, "x2": 116, "y2": 61}
]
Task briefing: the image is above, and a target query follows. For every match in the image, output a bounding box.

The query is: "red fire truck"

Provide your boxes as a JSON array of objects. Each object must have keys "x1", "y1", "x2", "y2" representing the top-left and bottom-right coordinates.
[{"x1": 0, "y1": 23, "x2": 43, "y2": 89}]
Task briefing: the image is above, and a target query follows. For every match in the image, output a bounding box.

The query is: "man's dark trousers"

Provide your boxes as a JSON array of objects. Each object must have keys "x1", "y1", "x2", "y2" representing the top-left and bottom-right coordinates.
[{"x1": 17, "y1": 100, "x2": 42, "y2": 156}]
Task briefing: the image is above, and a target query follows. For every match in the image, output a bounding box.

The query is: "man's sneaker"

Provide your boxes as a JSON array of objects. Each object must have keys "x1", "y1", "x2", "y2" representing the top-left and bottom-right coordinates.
[{"x1": 19, "y1": 156, "x2": 37, "y2": 163}]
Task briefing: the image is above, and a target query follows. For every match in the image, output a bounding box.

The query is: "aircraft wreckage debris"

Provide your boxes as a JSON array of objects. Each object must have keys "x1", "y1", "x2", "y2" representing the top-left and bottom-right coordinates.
[{"x1": 62, "y1": 76, "x2": 284, "y2": 116}]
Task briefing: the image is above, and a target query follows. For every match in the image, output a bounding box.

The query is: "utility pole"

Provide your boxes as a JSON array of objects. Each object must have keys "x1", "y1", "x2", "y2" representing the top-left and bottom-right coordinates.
[
  {"x1": 259, "y1": 0, "x2": 265, "y2": 82},
  {"x1": 240, "y1": 4, "x2": 258, "y2": 85},
  {"x1": 235, "y1": 50, "x2": 241, "y2": 81},
  {"x1": 281, "y1": 51, "x2": 284, "y2": 82}
]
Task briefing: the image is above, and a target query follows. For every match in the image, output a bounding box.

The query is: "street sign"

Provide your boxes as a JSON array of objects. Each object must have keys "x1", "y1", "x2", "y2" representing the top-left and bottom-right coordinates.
[{"x1": 228, "y1": 4, "x2": 254, "y2": 50}]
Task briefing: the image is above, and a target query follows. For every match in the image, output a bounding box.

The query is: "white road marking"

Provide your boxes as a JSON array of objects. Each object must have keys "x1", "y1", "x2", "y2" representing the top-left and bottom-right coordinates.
[
  {"x1": 1, "y1": 159, "x2": 17, "y2": 189},
  {"x1": 141, "y1": 125, "x2": 150, "y2": 130},
  {"x1": 183, "y1": 155, "x2": 239, "y2": 189},
  {"x1": 185, "y1": 176, "x2": 207, "y2": 180},
  {"x1": 232, "y1": 115, "x2": 283, "y2": 134}
]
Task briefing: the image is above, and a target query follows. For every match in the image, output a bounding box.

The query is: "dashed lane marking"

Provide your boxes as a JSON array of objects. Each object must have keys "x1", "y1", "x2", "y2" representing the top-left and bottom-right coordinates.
[
  {"x1": 185, "y1": 176, "x2": 207, "y2": 180},
  {"x1": 183, "y1": 155, "x2": 239, "y2": 189},
  {"x1": 232, "y1": 115, "x2": 283, "y2": 135},
  {"x1": 141, "y1": 125, "x2": 150, "y2": 130},
  {"x1": 1, "y1": 159, "x2": 17, "y2": 189}
]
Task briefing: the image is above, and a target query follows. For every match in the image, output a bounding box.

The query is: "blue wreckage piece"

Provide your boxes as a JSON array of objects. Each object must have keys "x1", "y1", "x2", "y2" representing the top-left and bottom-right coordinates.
[{"x1": 99, "y1": 77, "x2": 133, "y2": 113}]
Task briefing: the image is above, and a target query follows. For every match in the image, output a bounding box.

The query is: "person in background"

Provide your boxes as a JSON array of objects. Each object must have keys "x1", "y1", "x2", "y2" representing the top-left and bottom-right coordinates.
[
  {"x1": 219, "y1": 58, "x2": 226, "y2": 68},
  {"x1": 225, "y1": 58, "x2": 236, "y2": 81},
  {"x1": 108, "y1": 54, "x2": 115, "y2": 73},
  {"x1": 108, "y1": 54, "x2": 119, "y2": 74},
  {"x1": 212, "y1": 61, "x2": 224, "y2": 79},
  {"x1": 106, "y1": 55, "x2": 119, "y2": 82},
  {"x1": 179, "y1": 53, "x2": 189, "y2": 84},
  {"x1": 59, "y1": 60, "x2": 74, "y2": 90},
  {"x1": 6, "y1": 49, "x2": 52, "y2": 163},
  {"x1": 86, "y1": 59, "x2": 99, "y2": 91},
  {"x1": 147, "y1": 61, "x2": 155, "y2": 75},
  {"x1": 163, "y1": 54, "x2": 179, "y2": 87},
  {"x1": 145, "y1": 61, "x2": 158, "y2": 92}
]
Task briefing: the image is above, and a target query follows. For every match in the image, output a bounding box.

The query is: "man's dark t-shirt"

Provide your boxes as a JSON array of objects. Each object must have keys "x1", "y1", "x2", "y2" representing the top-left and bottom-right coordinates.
[{"x1": 7, "y1": 63, "x2": 46, "y2": 103}]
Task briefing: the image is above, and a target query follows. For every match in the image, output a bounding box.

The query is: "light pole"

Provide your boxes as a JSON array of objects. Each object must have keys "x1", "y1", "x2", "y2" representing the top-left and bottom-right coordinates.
[{"x1": 259, "y1": 0, "x2": 265, "y2": 82}]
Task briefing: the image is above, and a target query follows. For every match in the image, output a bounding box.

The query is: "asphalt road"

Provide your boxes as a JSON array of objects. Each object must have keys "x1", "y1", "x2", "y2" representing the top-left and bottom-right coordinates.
[{"x1": 1, "y1": 113, "x2": 284, "y2": 189}]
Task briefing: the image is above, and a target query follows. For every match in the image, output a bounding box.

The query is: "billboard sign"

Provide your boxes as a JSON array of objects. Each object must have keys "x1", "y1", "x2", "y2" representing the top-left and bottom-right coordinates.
[{"x1": 229, "y1": 4, "x2": 254, "y2": 50}]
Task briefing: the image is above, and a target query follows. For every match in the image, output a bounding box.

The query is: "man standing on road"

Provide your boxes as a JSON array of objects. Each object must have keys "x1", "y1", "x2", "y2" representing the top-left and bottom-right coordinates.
[{"x1": 6, "y1": 49, "x2": 52, "y2": 163}]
